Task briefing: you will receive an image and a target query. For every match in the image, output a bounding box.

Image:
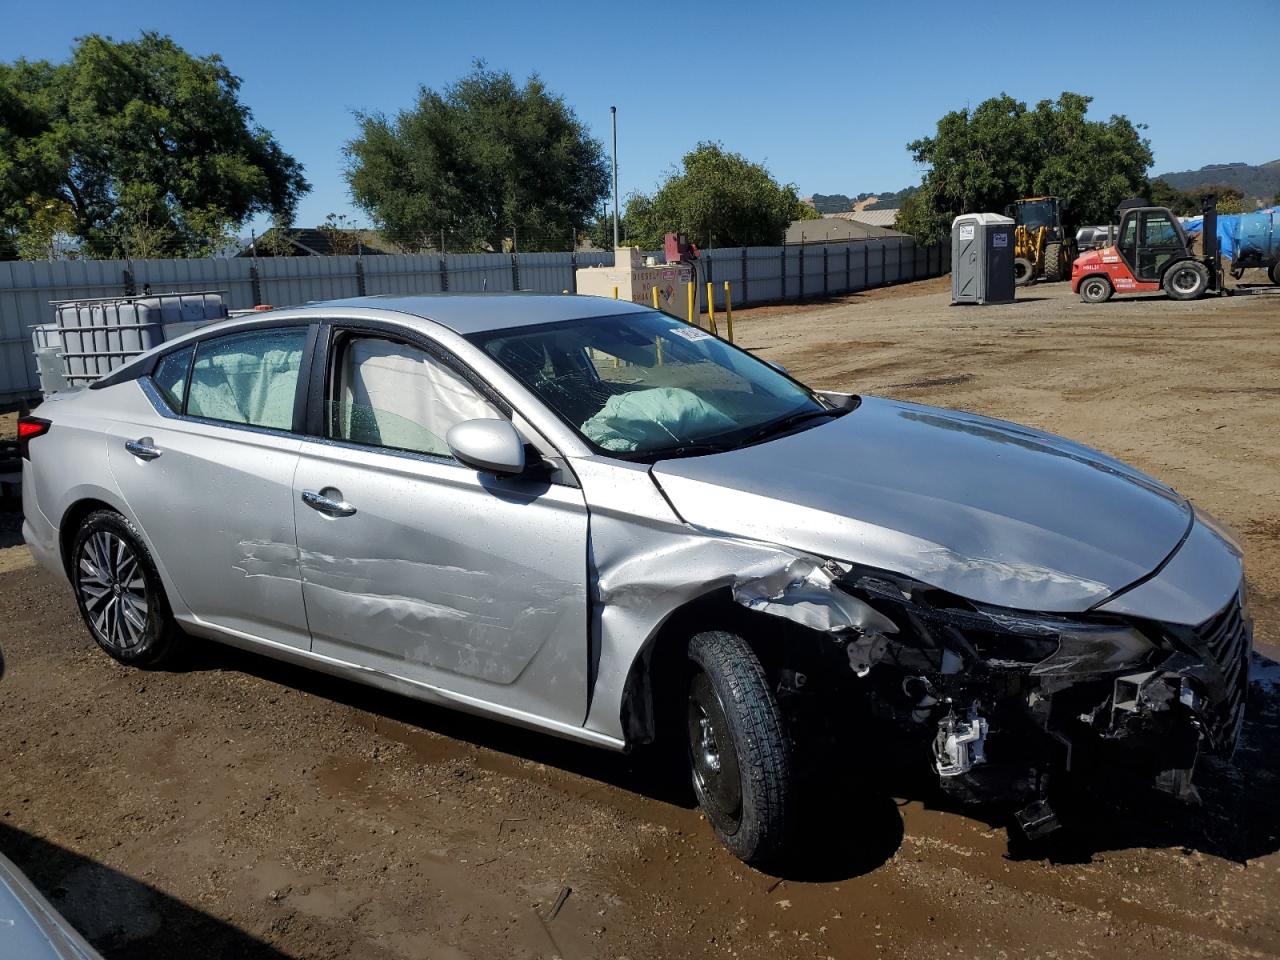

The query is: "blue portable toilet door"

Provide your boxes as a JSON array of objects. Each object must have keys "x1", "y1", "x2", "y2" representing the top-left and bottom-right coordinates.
[{"x1": 986, "y1": 225, "x2": 1015, "y2": 302}]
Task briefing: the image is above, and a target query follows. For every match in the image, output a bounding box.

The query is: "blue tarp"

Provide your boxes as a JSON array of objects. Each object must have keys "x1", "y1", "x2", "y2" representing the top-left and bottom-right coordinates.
[{"x1": 1181, "y1": 207, "x2": 1279, "y2": 262}]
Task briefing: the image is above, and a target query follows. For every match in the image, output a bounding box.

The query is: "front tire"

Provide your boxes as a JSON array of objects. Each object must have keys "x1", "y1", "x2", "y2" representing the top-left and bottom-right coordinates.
[
  {"x1": 1043, "y1": 242, "x2": 1063, "y2": 282},
  {"x1": 686, "y1": 631, "x2": 793, "y2": 866},
  {"x1": 1079, "y1": 276, "x2": 1113, "y2": 303},
  {"x1": 1270, "y1": 261, "x2": 1280, "y2": 286},
  {"x1": 1163, "y1": 260, "x2": 1209, "y2": 300},
  {"x1": 71, "y1": 510, "x2": 183, "y2": 667}
]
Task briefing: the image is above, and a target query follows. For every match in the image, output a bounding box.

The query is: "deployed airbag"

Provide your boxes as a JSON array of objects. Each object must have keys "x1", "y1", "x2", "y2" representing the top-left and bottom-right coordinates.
[{"x1": 581, "y1": 387, "x2": 736, "y2": 452}]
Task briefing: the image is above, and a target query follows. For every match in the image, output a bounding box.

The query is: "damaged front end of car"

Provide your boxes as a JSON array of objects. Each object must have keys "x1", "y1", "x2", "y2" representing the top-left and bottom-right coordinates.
[{"x1": 735, "y1": 555, "x2": 1252, "y2": 839}]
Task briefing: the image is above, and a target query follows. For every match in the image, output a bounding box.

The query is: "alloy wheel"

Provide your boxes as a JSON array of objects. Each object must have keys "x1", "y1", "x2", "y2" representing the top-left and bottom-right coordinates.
[{"x1": 77, "y1": 531, "x2": 149, "y2": 651}]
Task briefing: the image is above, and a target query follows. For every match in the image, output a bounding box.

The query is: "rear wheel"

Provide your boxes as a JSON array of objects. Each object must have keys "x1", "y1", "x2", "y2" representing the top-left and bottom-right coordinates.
[
  {"x1": 1270, "y1": 261, "x2": 1280, "y2": 285},
  {"x1": 1079, "y1": 276, "x2": 1113, "y2": 303},
  {"x1": 1163, "y1": 260, "x2": 1209, "y2": 300},
  {"x1": 1043, "y1": 242, "x2": 1063, "y2": 282},
  {"x1": 686, "y1": 631, "x2": 793, "y2": 866},
  {"x1": 1014, "y1": 257, "x2": 1035, "y2": 286},
  {"x1": 71, "y1": 510, "x2": 183, "y2": 667}
]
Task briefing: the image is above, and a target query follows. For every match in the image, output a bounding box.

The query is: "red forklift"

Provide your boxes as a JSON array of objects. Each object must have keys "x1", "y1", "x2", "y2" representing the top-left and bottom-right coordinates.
[{"x1": 1071, "y1": 195, "x2": 1224, "y2": 303}]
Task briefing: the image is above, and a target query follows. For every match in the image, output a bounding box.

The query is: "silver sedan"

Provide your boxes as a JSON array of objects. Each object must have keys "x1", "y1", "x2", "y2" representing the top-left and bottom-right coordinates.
[{"x1": 20, "y1": 294, "x2": 1250, "y2": 864}]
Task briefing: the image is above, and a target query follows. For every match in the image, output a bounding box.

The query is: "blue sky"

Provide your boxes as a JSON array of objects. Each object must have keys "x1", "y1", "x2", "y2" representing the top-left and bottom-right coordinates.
[{"x1": 3, "y1": 0, "x2": 1276, "y2": 230}]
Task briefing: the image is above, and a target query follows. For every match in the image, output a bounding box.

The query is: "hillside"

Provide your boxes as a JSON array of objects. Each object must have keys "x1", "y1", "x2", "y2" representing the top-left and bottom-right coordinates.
[
  {"x1": 809, "y1": 193, "x2": 853, "y2": 214},
  {"x1": 806, "y1": 188, "x2": 915, "y2": 214},
  {"x1": 1155, "y1": 160, "x2": 1280, "y2": 202}
]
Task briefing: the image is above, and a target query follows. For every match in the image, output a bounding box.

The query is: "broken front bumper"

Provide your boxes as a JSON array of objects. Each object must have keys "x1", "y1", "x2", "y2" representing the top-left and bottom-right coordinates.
[
  {"x1": 923, "y1": 585, "x2": 1252, "y2": 831},
  {"x1": 819, "y1": 513, "x2": 1251, "y2": 831}
]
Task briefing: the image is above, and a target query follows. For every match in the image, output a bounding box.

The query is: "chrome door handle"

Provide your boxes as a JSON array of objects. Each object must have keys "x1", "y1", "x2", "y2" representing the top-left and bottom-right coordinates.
[
  {"x1": 125, "y1": 438, "x2": 162, "y2": 461},
  {"x1": 301, "y1": 489, "x2": 357, "y2": 517}
]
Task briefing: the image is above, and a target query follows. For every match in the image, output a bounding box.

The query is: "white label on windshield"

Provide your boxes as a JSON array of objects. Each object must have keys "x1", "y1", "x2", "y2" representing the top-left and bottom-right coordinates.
[{"x1": 670, "y1": 327, "x2": 713, "y2": 342}]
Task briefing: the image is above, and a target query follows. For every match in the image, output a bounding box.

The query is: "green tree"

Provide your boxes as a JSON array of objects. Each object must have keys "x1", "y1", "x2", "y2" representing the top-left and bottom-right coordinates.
[
  {"x1": 793, "y1": 200, "x2": 821, "y2": 222},
  {"x1": 1148, "y1": 178, "x2": 1197, "y2": 216},
  {"x1": 318, "y1": 212, "x2": 361, "y2": 256},
  {"x1": 1207, "y1": 186, "x2": 1248, "y2": 215},
  {"x1": 619, "y1": 142, "x2": 801, "y2": 249},
  {"x1": 13, "y1": 195, "x2": 78, "y2": 260},
  {"x1": 587, "y1": 211, "x2": 621, "y2": 250},
  {"x1": 896, "y1": 93, "x2": 1152, "y2": 243},
  {"x1": 346, "y1": 62, "x2": 609, "y2": 253},
  {"x1": 0, "y1": 32, "x2": 308, "y2": 259}
]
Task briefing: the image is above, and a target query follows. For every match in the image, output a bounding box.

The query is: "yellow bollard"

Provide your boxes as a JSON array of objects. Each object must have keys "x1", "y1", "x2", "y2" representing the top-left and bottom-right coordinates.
[
  {"x1": 612, "y1": 281, "x2": 620, "y2": 365},
  {"x1": 687, "y1": 281, "x2": 695, "y2": 327},
  {"x1": 651, "y1": 286, "x2": 660, "y2": 310},
  {"x1": 706, "y1": 282, "x2": 718, "y2": 336},
  {"x1": 724, "y1": 281, "x2": 734, "y2": 343}
]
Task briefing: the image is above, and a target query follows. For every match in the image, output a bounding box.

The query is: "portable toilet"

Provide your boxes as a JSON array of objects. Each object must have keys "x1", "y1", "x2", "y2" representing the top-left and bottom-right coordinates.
[{"x1": 951, "y1": 213, "x2": 1015, "y2": 304}]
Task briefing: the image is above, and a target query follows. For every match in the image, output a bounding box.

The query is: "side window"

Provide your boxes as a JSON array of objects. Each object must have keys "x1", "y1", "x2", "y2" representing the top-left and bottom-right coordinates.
[
  {"x1": 187, "y1": 327, "x2": 307, "y2": 430},
  {"x1": 152, "y1": 345, "x2": 193, "y2": 412},
  {"x1": 1142, "y1": 213, "x2": 1179, "y2": 246},
  {"x1": 329, "y1": 335, "x2": 502, "y2": 458},
  {"x1": 1119, "y1": 217, "x2": 1137, "y2": 248}
]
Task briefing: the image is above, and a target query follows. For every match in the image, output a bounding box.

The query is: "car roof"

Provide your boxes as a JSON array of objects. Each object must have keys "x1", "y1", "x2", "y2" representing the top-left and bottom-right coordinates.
[{"x1": 297, "y1": 292, "x2": 652, "y2": 335}]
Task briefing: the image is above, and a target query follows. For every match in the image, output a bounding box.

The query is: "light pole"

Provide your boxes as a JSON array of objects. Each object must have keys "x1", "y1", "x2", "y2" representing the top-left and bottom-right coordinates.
[{"x1": 611, "y1": 106, "x2": 619, "y2": 250}]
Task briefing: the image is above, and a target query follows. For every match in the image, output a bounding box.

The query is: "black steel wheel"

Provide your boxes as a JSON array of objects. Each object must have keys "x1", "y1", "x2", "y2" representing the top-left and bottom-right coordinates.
[
  {"x1": 1163, "y1": 260, "x2": 1209, "y2": 301},
  {"x1": 71, "y1": 510, "x2": 182, "y2": 667},
  {"x1": 1270, "y1": 261, "x2": 1280, "y2": 286},
  {"x1": 1013, "y1": 257, "x2": 1035, "y2": 286},
  {"x1": 686, "y1": 631, "x2": 793, "y2": 866},
  {"x1": 1079, "y1": 276, "x2": 1113, "y2": 303}
]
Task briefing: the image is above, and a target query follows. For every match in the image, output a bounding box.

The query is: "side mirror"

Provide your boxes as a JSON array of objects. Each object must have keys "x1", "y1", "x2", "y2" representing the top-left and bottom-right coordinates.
[{"x1": 446, "y1": 419, "x2": 526, "y2": 476}]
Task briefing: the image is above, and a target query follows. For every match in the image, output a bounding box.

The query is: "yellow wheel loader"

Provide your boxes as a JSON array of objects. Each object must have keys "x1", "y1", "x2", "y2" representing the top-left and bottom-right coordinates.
[{"x1": 1010, "y1": 197, "x2": 1076, "y2": 285}]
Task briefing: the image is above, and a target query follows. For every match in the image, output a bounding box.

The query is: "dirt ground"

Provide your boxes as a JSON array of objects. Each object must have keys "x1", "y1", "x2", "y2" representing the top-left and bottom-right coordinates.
[{"x1": 2, "y1": 278, "x2": 1280, "y2": 959}]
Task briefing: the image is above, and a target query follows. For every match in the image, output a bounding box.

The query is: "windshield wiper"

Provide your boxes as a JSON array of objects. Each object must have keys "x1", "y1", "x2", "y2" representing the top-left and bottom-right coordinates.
[
  {"x1": 741, "y1": 408, "x2": 840, "y2": 446},
  {"x1": 646, "y1": 441, "x2": 737, "y2": 461}
]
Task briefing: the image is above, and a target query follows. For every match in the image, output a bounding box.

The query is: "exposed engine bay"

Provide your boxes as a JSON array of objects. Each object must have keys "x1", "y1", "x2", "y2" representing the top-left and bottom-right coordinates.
[{"x1": 736, "y1": 558, "x2": 1252, "y2": 838}]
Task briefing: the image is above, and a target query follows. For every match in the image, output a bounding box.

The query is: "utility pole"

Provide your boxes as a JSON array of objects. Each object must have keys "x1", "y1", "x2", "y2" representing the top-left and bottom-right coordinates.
[{"x1": 611, "y1": 106, "x2": 619, "y2": 250}]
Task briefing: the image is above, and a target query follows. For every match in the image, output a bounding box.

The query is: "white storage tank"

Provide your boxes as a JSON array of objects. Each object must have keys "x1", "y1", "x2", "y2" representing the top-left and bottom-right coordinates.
[{"x1": 51, "y1": 292, "x2": 228, "y2": 387}]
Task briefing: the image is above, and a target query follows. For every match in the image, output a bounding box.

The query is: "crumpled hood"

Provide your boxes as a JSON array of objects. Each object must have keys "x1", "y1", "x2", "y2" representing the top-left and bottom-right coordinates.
[{"x1": 651, "y1": 397, "x2": 1193, "y2": 612}]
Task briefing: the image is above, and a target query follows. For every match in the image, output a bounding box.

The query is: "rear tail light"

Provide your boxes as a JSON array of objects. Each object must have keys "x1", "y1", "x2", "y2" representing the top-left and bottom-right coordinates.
[{"x1": 17, "y1": 416, "x2": 51, "y2": 460}]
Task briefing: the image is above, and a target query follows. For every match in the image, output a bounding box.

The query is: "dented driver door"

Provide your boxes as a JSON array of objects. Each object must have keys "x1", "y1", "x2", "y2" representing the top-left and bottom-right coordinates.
[{"x1": 292, "y1": 330, "x2": 591, "y2": 728}]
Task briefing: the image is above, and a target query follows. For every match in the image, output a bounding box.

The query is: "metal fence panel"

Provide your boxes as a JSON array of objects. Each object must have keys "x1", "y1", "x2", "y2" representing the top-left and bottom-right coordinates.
[
  {"x1": 518, "y1": 252, "x2": 574, "y2": 293},
  {"x1": 362, "y1": 254, "x2": 444, "y2": 295},
  {"x1": 131, "y1": 258, "x2": 256, "y2": 310},
  {"x1": 741, "y1": 247, "x2": 779, "y2": 304},
  {"x1": 445, "y1": 253, "x2": 515, "y2": 293},
  {"x1": 258, "y1": 255, "x2": 362, "y2": 306}
]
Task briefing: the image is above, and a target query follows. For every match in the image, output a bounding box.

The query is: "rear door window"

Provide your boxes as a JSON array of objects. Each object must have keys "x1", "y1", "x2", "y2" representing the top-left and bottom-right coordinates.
[
  {"x1": 187, "y1": 327, "x2": 307, "y2": 430},
  {"x1": 152, "y1": 345, "x2": 194, "y2": 412}
]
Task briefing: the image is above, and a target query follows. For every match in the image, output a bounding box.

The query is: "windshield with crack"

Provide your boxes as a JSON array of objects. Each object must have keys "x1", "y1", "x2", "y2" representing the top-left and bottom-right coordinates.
[{"x1": 469, "y1": 310, "x2": 831, "y2": 459}]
